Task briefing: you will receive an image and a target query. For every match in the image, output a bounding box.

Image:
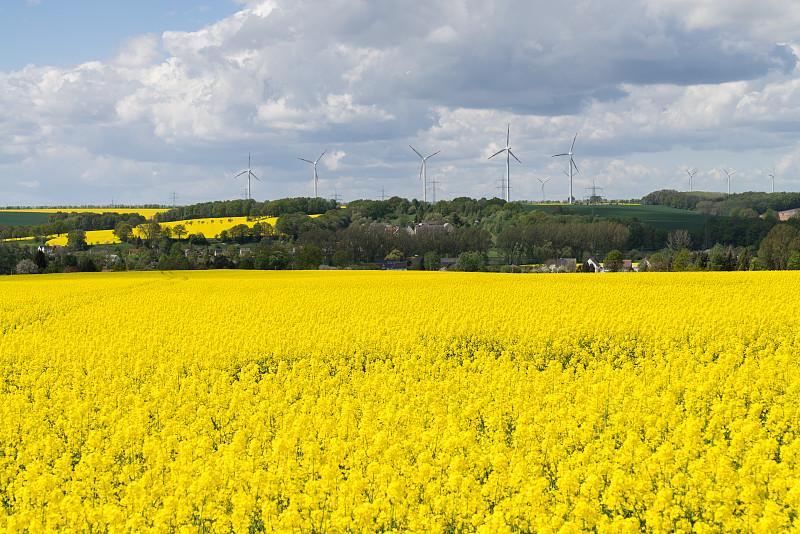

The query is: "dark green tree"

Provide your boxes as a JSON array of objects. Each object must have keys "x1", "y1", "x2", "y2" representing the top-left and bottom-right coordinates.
[
  {"x1": 330, "y1": 250, "x2": 352, "y2": 268},
  {"x1": 758, "y1": 224, "x2": 800, "y2": 270},
  {"x1": 295, "y1": 245, "x2": 322, "y2": 269},
  {"x1": 67, "y1": 229, "x2": 88, "y2": 251}
]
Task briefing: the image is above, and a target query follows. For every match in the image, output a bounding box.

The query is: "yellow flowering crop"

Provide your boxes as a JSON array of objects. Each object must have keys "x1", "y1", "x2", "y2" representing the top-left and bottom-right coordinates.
[
  {"x1": 44, "y1": 217, "x2": 280, "y2": 246},
  {"x1": 1, "y1": 271, "x2": 800, "y2": 533},
  {"x1": 0, "y1": 208, "x2": 169, "y2": 218}
]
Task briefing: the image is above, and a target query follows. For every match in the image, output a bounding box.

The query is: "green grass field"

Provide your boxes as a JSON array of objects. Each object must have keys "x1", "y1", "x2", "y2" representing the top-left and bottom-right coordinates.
[
  {"x1": 525, "y1": 204, "x2": 709, "y2": 230},
  {"x1": 0, "y1": 211, "x2": 50, "y2": 226}
]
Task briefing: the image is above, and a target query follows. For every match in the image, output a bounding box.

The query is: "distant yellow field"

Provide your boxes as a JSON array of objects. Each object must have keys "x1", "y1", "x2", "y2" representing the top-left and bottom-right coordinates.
[
  {"x1": 2, "y1": 271, "x2": 800, "y2": 532},
  {"x1": 0, "y1": 208, "x2": 169, "y2": 218},
  {"x1": 45, "y1": 216, "x2": 280, "y2": 246}
]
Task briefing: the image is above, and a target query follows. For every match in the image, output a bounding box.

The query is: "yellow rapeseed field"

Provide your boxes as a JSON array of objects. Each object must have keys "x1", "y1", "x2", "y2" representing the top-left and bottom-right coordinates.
[
  {"x1": 1, "y1": 271, "x2": 800, "y2": 533},
  {"x1": 0, "y1": 208, "x2": 169, "y2": 218},
  {"x1": 44, "y1": 217, "x2": 280, "y2": 246}
]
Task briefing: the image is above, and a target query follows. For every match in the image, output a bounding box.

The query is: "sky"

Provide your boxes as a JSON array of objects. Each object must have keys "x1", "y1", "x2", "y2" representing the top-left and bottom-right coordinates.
[{"x1": 2, "y1": 0, "x2": 800, "y2": 207}]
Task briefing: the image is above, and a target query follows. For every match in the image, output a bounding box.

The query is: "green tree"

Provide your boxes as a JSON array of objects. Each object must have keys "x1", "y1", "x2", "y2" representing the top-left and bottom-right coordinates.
[
  {"x1": 34, "y1": 249, "x2": 48, "y2": 271},
  {"x1": 114, "y1": 221, "x2": 133, "y2": 243},
  {"x1": 648, "y1": 252, "x2": 668, "y2": 272},
  {"x1": 455, "y1": 251, "x2": 486, "y2": 272},
  {"x1": 172, "y1": 224, "x2": 187, "y2": 240},
  {"x1": 229, "y1": 224, "x2": 252, "y2": 243},
  {"x1": 603, "y1": 249, "x2": 623, "y2": 272},
  {"x1": 758, "y1": 224, "x2": 800, "y2": 270},
  {"x1": 67, "y1": 229, "x2": 88, "y2": 251},
  {"x1": 788, "y1": 250, "x2": 800, "y2": 270},
  {"x1": 423, "y1": 251, "x2": 441, "y2": 271},
  {"x1": 737, "y1": 248, "x2": 751, "y2": 271},
  {"x1": 708, "y1": 244, "x2": 726, "y2": 271},
  {"x1": 295, "y1": 245, "x2": 322, "y2": 269},
  {"x1": 671, "y1": 248, "x2": 691, "y2": 272},
  {"x1": 137, "y1": 220, "x2": 162, "y2": 242},
  {"x1": 330, "y1": 250, "x2": 351, "y2": 268},
  {"x1": 750, "y1": 257, "x2": 767, "y2": 271},
  {"x1": 258, "y1": 249, "x2": 290, "y2": 270}
]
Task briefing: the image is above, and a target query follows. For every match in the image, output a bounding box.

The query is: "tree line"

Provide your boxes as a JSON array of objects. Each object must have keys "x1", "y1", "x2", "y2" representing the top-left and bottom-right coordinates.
[
  {"x1": 643, "y1": 189, "x2": 800, "y2": 216},
  {"x1": 4, "y1": 193, "x2": 800, "y2": 274}
]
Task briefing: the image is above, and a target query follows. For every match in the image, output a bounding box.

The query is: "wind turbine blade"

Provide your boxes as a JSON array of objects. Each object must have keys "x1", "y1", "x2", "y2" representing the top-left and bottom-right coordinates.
[
  {"x1": 509, "y1": 150, "x2": 522, "y2": 164},
  {"x1": 506, "y1": 124, "x2": 510, "y2": 146},
  {"x1": 251, "y1": 172, "x2": 260, "y2": 181},
  {"x1": 419, "y1": 163, "x2": 424, "y2": 180},
  {"x1": 570, "y1": 133, "x2": 578, "y2": 152},
  {"x1": 571, "y1": 158, "x2": 579, "y2": 173},
  {"x1": 316, "y1": 149, "x2": 327, "y2": 163},
  {"x1": 409, "y1": 145, "x2": 424, "y2": 159},
  {"x1": 552, "y1": 153, "x2": 568, "y2": 157},
  {"x1": 426, "y1": 151, "x2": 441, "y2": 159},
  {"x1": 234, "y1": 170, "x2": 247, "y2": 178},
  {"x1": 298, "y1": 158, "x2": 313, "y2": 164},
  {"x1": 489, "y1": 148, "x2": 506, "y2": 159}
]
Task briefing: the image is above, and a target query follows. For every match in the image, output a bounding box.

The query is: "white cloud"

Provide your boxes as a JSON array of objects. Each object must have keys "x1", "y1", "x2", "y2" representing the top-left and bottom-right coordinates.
[
  {"x1": 113, "y1": 34, "x2": 163, "y2": 68},
  {"x1": 326, "y1": 150, "x2": 346, "y2": 170}
]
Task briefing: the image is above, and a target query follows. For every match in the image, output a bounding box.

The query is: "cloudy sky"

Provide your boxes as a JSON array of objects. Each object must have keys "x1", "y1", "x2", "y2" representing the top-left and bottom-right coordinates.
[{"x1": 2, "y1": 0, "x2": 800, "y2": 206}]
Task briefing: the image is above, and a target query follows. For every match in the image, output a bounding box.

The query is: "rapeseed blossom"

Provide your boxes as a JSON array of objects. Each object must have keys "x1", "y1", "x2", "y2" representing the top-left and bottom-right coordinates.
[{"x1": 1, "y1": 271, "x2": 799, "y2": 532}]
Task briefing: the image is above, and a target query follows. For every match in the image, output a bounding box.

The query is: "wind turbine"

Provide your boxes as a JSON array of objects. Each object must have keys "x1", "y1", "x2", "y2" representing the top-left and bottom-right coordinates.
[
  {"x1": 234, "y1": 153, "x2": 260, "y2": 200},
  {"x1": 767, "y1": 168, "x2": 775, "y2": 193},
  {"x1": 298, "y1": 149, "x2": 327, "y2": 198},
  {"x1": 552, "y1": 133, "x2": 579, "y2": 204},
  {"x1": 686, "y1": 169, "x2": 697, "y2": 192},
  {"x1": 488, "y1": 124, "x2": 521, "y2": 202},
  {"x1": 409, "y1": 146, "x2": 440, "y2": 203},
  {"x1": 536, "y1": 177, "x2": 551, "y2": 202},
  {"x1": 723, "y1": 168, "x2": 735, "y2": 195}
]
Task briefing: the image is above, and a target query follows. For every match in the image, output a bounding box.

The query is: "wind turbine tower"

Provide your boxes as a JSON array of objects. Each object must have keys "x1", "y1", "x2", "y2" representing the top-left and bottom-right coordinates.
[
  {"x1": 234, "y1": 153, "x2": 260, "y2": 200},
  {"x1": 723, "y1": 168, "x2": 735, "y2": 195},
  {"x1": 410, "y1": 146, "x2": 440, "y2": 203},
  {"x1": 686, "y1": 169, "x2": 697, "y2": 192},
  {"x1": 552, "y1": 133, "x2": 579, "y2": 204},
  {"x1": 488, "y1": 124, "x2": 521, "y2": 202},
  {"x1": 768, "y1": 168, "x2": 775, "y2": 193},
  {"x1": 536, "y1": 177, "x2": 551, "y2": 202},
  {"x1": 298, "y1": 149, "x2": 327, "y2": 198}
]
